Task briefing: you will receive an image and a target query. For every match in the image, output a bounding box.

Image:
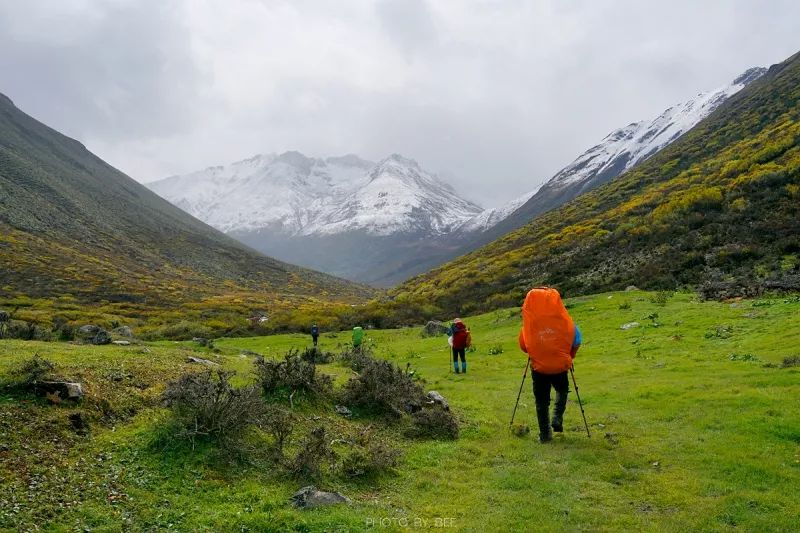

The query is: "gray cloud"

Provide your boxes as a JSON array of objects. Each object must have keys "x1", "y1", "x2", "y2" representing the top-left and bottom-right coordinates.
[{"x1": 1, "y1": 0, "x2": 798, "y2": 207}]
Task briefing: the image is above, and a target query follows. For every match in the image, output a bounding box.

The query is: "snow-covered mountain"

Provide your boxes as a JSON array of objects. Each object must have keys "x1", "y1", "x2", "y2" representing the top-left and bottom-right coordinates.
[
  {"x1": 148, "y1": 152, "x2": 481, "y2": 284},
  {"x1": 455, "y1": 66, "x2": 767, "y2": 244},
  {"x1": 150, "y1": 152, "x2": 480, "y2": 238}
]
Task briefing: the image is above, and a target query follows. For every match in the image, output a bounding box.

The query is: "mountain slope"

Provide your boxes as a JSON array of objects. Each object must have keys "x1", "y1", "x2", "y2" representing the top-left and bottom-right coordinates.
[
  {"x1": 373, "y1": 67, "x2": 767, "y2": 286},
  {"x1": 149, "y1": 152, "x2": 482, "y2": 285},
  {"x1": 384, "y1": 52, "x2": 800, "y2": 318},
  {"x1": 0, "y1": 93, "x2": 372, "y2": 310},
  {"x1": 456, "y1": 67, "x2": 768, "y2": 247}
]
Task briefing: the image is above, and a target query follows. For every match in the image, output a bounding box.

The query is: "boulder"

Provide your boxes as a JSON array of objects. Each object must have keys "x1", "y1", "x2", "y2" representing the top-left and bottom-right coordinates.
[
  {"x1": 187, "y1": 356, "x2": 220, "y2": 367},
  {"x1": 334, "y1": 405, "x2": 352, "y2": 417},
  {"x1": 112, "y1": 326, "x2": 133, "y2": 338},
  {"x1": 38, "y1": 381, "x2": 84, "y2": 402},
  {"x1": 422, "y1": 320, "x2": 448, "y2": 337},
  {"x1": 426, "y1": 390, "x2": 450, "y2": 411},
  {"x1": 620, "y1": 322, "x2": 640, "y2": 330},
  {"x1": 290, "y1": 486, "x2": 351, "y2": 509},
  {"x1": 77, "y1": 325, "x2": 101, "y2": 338},
  {"x1": 112, "y1": 340, "x2": 131, "y2": 346},
  {"x1": 625, "y1": 285, "x2": 640, "y2": 292},
  {"x1": 91, "y1": 330, "x2": 112, "y2": 345}
]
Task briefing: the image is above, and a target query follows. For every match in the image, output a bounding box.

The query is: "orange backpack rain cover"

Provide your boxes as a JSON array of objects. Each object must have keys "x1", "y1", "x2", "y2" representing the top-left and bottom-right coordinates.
[{"x1": 518, "y1": 287, "x2": 575, "y2": 374}]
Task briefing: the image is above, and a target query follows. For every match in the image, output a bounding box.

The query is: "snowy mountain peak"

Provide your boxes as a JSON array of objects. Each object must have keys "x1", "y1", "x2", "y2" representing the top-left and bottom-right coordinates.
[{"x1": 148, "y1": 151, "x2": 480, "y2": 238}]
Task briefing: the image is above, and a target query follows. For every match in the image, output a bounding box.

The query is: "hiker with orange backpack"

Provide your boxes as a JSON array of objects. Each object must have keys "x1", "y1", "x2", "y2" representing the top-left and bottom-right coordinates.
[
  {"x1": 448, "y1": 318, "x2": 471, "y2": 374},
  {"x1": 518, "y1": 287, "x2": 583, "y2": 442}
]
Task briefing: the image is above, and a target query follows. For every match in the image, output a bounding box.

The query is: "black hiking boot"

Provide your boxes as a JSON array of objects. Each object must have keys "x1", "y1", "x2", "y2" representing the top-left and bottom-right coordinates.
[
  {"x1": 552, "y1": 390, "x2": 568, "y2": 433},
  {"x1": 454, "y1": 368, "x2": 460, "y2": 374},
  {"x1": 536, "y1": 405, "x2": 551, "y2": 443}
]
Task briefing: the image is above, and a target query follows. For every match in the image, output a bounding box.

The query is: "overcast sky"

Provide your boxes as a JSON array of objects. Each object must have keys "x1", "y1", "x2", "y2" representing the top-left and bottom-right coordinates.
[{"x1": 1, "y1": 1, "x2": 798, "y2": 208}]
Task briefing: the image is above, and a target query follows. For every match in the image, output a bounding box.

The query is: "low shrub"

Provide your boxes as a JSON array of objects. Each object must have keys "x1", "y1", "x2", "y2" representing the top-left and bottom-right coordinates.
[
  {"x1": 487, "y1": 344, "x2": 504, "y2": 355},
  {"x1": 781, "y1": 355, "x2": 800, "y2": 368},
  {"x1": 339, "y1": 345, "x2": 374, "y2": 372},
  {"x1": 254, "y1": 350, "x2": 333, "y2": 400},
  {"x1": 407, "y1": 406, "x2": 460, "y2": 440},
  {"x1": 260, "y1": 404, "x2": 295, "y2": 458},
  {"x1": 161, "y1": 370, "x2": 264, "y2": 449},
  {"x1": 2, "y1": 354, "x2": 56, "y2": 391},
  {"x1": 300, "y1": 346, "x2": 335, "y2": 364},
  {"x1": 290, "y1": 426, "x2": 333, "y2": 480},
  {"x1": 340, "y1": 357, "x2": 424, "y2": 418},
  {"x1": 650, "y1": 291, "x2": 674, "y2": 306},
  {"x1": 339, "y1": 430, "x2": 402, "y2": 478}
]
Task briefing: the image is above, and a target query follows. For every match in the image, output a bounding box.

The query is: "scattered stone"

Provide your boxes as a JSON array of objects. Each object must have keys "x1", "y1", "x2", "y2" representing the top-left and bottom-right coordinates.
[
  {"x1": 112, "y1": 326, "x2": 133, "y2": 337},
  {"x1": 77, "y1": 325, "x2": 101, "y2": 338},
  {"x1": 290, "y1": 486, "x2": 351, "y2": 509},
  {"x1": 91, "y1": 330, "x2": 112, "y2": 345},
  {"x1": 112, "y1": 340, "x2": 131, "y2": 346},
  {"x1": 426, "y1": 390, "x2": 450, "y2": 411},
  {"x1": 38, "y1": 381, "x2": 84, "y2": 402},
  {"x1": 620, "y1": 322, "x2": 640, "y2": 330},
  {"x1": 652, "y1": 461, "x2": 660, "y2": 467},
  {"x1": 334, "y1": 405, "x2": 352, "y2": 417},
  {"x1": 625, "y1": 285, "x2": 639, "y2": 292},
  {"x1": 607, "y1": 295, "x2": 613, "y2": 299},
  {"x1": 422, "y1": 320, "x2": 448, "y2": 337},
  {"x1": 186, "y1": 356, "x2": 219, "y2": 367}
]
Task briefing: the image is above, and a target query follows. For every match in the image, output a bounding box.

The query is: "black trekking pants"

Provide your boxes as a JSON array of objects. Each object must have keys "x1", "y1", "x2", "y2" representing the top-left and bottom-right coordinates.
[
  {"x1": 532, "y1": 371, "x2": 569, "y2": 404},
  {"x1": 452, "y1": 347, "x2": 466, "y2": 363}
]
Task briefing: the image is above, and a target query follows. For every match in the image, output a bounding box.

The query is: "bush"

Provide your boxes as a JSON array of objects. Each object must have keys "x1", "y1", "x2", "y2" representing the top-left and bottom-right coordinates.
[
  {"x1": 340, "y1": 357, "x2": 424, "y2": 418},
  {"x1": 339, "y1": 430, "x2": 402, "y2": 478},
  {"x1": 254, "y1": 350, "x2": 333, "y2": 399},
  {"x1": 290, "y1": 426, "x2": 333, "y2": 480},
  {"x1": 161, "y1": 370, "x2": 264, "y2": 449},
  {"x1": 300, "y1": 346, "x2": 335, "y2": 364},
  {"x1": 3, "y1": 354, "x2": 56, "y2": 391},
  {"x1": 407, "y1": 406, "x2": 460, "y2": 440},
  {"x1": 650, "y1": 291, "x2": 674, "y2": 306},
  {"x1": 339, "y1": 345, "x2": 374, "y2": 372},
  {"x1": 260, "y1": 404, "x2": 295, "y2": 458},
  {"x1": 781, "y1": 355, "x2": 800, "y2": 368}
]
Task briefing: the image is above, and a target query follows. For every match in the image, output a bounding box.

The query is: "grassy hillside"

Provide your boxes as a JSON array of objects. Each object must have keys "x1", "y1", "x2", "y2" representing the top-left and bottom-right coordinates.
[
  {"x1": 384, "y1": 51, "x2": 800, "y2": 319},
  {"x1": 1, "y1": 291, "x2": 798, "y2": 530},
  {"x1": 0, "y1": 93, "x2": 374, "y2": 334}
]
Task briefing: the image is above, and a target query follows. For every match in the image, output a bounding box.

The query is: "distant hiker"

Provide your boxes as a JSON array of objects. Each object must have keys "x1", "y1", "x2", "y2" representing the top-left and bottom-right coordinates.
[
  {"x1": 518, "y1": 287, "x2": 582, "y2": 443},
  {"x1": 448, "y1": 318, "x2": 471, "y2": 374},
  {"x1": 310, "y1": 324, "x2": 320, "y2": 347},
  {"x1": 352, "y1": 326, "x2": 364, "y2": 350}
]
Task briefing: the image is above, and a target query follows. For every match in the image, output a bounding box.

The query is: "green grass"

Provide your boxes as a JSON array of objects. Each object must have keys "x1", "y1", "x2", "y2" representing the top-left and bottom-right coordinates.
[{"x1": 1, "y1": 291, "x2": 799, "y2": 531}]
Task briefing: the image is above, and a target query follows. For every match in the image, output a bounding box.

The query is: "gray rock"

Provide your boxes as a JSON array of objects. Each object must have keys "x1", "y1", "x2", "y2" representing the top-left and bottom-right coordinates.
[
  {"x1": 38, "y1": 381, "x2": 84, "y2": 402},
  {"x1": 112, "y1": 340, "x2": 131, "y2": 346},
  {"x1": 620, "y1": 322, "x2": 640, "y2": 330},
  {"x1": 192, "y1": 337, "x2": 208, "y2": 346},
  {"x1": 334, "y1": 405, "x2": 352, "y2": 417},
  {"x1": 0, "y1": 310, "x2": 10, "y2": 323},
  {"x1": 422, "y1": 320, "x2": 448, "y2": 337},
  {"x1": 625, "y1": 285, "x2": 640, "y2": 292},
  {"x1": 290, "y1": 486, "x2": 351, "y2": 509},
  {"x1": 426, "y1": 390, "x2": 450, "y2": 411},
  {"x1": 187, "y1": 356, "x2": 220, "y2": 367},
  {"x1": 77, "y1": 325, "x2": 101, "y2": 338},
  {"x1": 112, "y1": 326, "x2": 133, "y2": 337},
  {"x1": 92, "y1": 330, "x2": 112, "y2": 345}
]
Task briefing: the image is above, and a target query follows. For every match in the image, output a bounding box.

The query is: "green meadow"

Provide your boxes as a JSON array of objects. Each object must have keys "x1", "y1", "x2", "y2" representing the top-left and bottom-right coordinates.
[{"x1": 1, "y1": 290, "x2": 799, "y2": 531}]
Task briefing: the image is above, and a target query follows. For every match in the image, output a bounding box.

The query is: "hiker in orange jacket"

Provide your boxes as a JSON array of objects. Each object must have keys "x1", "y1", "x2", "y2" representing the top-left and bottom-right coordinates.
[{"x1": 518, "y1": 287, "x2": 582, "y2": 442}]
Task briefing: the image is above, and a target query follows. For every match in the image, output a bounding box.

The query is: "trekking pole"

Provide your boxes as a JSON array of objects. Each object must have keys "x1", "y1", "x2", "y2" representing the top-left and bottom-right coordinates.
[
  {"x1": 569, "y1": 365, "x2": 590, "y2": 438},
  {"x1": 509, "y1": 358, "x2": 531, "y2": 427}
]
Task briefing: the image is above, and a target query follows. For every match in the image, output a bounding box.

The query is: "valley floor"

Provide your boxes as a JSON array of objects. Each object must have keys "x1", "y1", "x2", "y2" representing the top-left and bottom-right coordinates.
[{"x1": 1, "y1": 291, "x2": 799, "y2": 531}]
